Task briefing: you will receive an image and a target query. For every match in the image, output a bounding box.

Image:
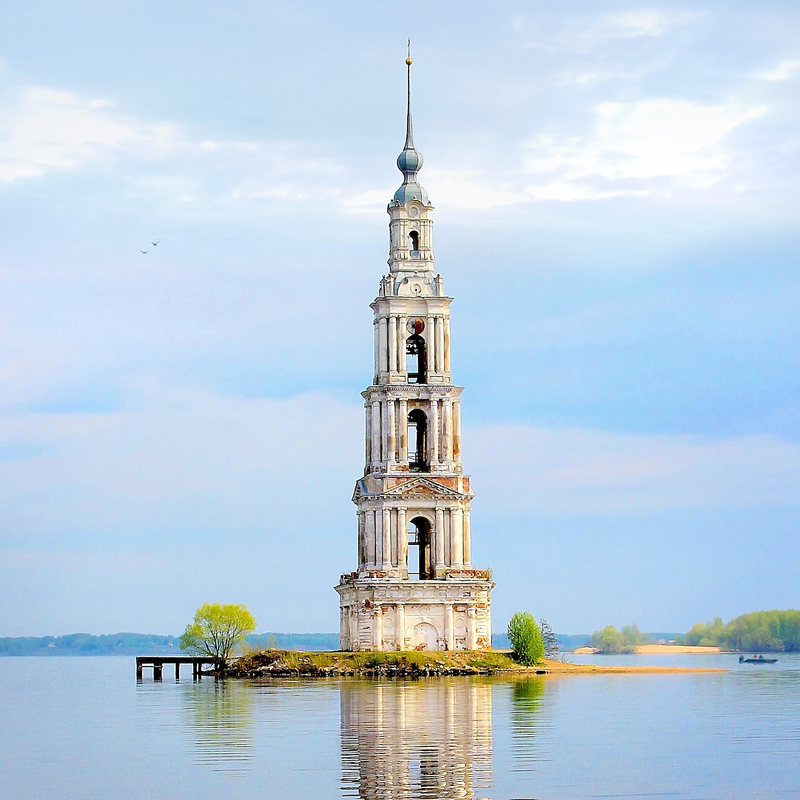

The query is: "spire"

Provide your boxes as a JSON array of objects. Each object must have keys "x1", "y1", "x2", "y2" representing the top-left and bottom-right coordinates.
[
  {"x1": 393, "y1": 41, "x2": 428, "y2": 206},
  {"x1": 404, "y1": 39, "x2": 415, "y2": 151}
]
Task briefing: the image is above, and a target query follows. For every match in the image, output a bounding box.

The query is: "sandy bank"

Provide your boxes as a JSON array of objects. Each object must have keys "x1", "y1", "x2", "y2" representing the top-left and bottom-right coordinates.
[
  {"x1": 574, "y1": 644, "x2": 721, "y2": 655},
  {"x1": 540, "y1": 659, "x2": 725, "y2": 675},
  {"x1": 636, "y1": 644, "x2": 720, "y2": 654}
]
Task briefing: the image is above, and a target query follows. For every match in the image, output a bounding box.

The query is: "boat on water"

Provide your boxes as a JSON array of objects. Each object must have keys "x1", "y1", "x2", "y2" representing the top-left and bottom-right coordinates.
[{"x1": 739, "y1": 654, "x2": 778, "y2": 664}]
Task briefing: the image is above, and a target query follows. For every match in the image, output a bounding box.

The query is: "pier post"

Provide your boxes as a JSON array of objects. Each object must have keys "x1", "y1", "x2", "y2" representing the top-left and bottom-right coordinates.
[
  {"x1": 154, "y1": 663, "x2": 163, "y2": 682},
  {"x1": 136, "y1": 659, "x2": 143, "y2": 680},
  {"x1": 175, "y1": 662, "x2": 180, "y2": 681}
]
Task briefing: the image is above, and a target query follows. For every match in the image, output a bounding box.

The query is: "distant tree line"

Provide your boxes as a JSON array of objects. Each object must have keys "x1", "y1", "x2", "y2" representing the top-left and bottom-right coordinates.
[
  {"x1": 590, "y1": 624, "x2": 648, "y2": 654},
  {"x1": 683, "y1": 610, "x2": 800, "y2": 652}
]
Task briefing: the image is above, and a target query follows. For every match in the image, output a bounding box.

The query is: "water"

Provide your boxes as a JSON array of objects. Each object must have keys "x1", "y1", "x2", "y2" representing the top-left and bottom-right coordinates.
[{"x1": 1, "y1": 655, "x2": 800, "y2": 799}]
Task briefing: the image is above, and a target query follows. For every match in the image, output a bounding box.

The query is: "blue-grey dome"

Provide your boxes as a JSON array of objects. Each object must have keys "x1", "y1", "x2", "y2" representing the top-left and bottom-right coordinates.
[
  {"x1": 397, "y1": 148, "x2": 423, "y2": 173},
  {"x1": 393, "y1": 176, "x2": 429, "y2": 205}
]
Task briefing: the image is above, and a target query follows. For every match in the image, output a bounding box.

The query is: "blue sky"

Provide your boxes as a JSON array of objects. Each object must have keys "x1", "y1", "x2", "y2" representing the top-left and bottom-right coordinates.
[{"x1": 1, "y1": 1, "x2": 799, "y2": 636}]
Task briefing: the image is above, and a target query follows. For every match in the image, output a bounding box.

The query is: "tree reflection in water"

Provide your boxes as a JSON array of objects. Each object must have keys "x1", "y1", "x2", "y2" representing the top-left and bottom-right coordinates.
[
  {"x1": 340, "y1": 678, "x2": 493, "y2": 800},
  {"x1": 510, "y1": 677, "x2": 546, "y2": 773},
  {"x1": 183, "y1": 679, "x2": 253, "y2": 776}
]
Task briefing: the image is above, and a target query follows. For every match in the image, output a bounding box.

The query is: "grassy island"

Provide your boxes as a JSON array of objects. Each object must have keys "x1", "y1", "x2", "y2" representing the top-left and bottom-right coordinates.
[{"x1": 225, "y1": 649, "x2": 726, "y2": 678}]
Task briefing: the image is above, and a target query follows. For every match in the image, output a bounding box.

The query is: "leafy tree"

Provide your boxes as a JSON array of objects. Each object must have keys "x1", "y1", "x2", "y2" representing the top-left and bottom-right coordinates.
[
  {"x1": 507, "y1": 612, "x2": 545, "y2": 666},
  {"x1": 591, "y1": 624, "x2": 648, "y2": 654},
  {"x1": 180, "y1": 603, "x2": 257, "y2": 665},
  {"x1": 682, "y1": 610, "x2": 800, "y2": 652},
  {"x1": 539, "y1": 618, "x2": 559, "y2": 659}
]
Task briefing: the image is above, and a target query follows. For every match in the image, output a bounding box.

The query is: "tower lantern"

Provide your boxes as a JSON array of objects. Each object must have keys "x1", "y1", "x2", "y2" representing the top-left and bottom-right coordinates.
[{"x1": 335, "y1": 55, "x2": 494, "y2": 652}]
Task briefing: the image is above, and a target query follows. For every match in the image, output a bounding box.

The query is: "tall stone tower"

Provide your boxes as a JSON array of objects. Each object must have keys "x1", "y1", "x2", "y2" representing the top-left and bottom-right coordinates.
[{"x1": 335, "y1": 54, "x2": 494, "y2": 652}]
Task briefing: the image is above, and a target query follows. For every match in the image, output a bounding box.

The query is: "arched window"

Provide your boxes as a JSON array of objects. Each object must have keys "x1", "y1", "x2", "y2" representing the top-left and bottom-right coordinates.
[
  {"x1": 408, "y1": 230, "x2": 419, "y2": 254},
  {"x1": 407, "y1": 409, "x2": 428, "y2": 472},
  {"x1": 406, "y1": 334, "x2": 427, "y2": 384},
  {"x1": 408, "y1": 517, "x2": 433, "y2": 580}
]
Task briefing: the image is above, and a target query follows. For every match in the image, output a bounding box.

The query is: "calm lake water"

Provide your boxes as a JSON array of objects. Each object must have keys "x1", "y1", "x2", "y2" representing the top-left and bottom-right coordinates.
[{"x1": 2, "y1": 654, "x2": 799, "y2": 799}]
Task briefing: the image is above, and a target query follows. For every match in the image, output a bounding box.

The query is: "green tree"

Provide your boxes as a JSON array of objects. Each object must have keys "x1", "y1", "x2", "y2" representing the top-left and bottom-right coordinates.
[
  {"x1": 591, "y1": 624, "x2": 647, "y2": 654},
  {"x1": 507, "y1": 611, "x2": 545, "y2": 665},
  {"x1": 180, "y1": 603, "x2": 257, "y2": 665}
]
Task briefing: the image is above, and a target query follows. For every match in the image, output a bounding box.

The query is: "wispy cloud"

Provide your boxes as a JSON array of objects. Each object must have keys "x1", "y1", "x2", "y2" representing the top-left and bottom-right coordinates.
[
  {"x1": 0, "y1": 87, "x2": 175, "y2": 181},
  {"x1": 0, "y1": 85, "x2": 343, "y2": 206},
  {"x1": 599, "y1": 10, "x2": 698, "y2": 39},
  {"x1": 755, "y1": 59, "x2": 800, "y2": 81},
  {"x1": 523, "y1": 99, "x2": 765, "y2": 200},
  {"x1": 471, "y1": 425, "x2": 800, "y2": 514}
]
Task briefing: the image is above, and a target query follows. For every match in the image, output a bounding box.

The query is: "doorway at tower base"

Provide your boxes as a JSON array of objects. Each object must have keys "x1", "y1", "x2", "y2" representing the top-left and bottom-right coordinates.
[{"x1": 335, "y1": 577, "x2": 494, "y2": 652}]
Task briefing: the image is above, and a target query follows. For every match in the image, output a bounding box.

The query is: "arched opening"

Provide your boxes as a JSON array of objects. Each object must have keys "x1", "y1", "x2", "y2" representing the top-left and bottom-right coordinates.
[
  {"x1": 408, "y1": 230, "x2": 419, "y2": 254},
  {"x1": 408, "y1": 517, "x2": 433, "y2": 580},
  {"x1": 407, "y1": 409, "x2": 428, "y2": 472},
  {"x1": 406, "y1": 334, "x2": 427, "y2": 384}
]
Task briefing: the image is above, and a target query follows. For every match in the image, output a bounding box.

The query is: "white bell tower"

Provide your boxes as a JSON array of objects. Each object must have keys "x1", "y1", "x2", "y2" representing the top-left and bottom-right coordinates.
[{"x1": 335, "y1": 52, "x2": 494, "y2": 652}]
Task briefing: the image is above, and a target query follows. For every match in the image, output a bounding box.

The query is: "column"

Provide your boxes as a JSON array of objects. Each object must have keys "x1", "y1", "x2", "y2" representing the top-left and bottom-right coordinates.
[
  {"x1": 373, "y1": 319, "x2": 379, "y2": 380},
  {"x1": 467, "y1": 608, "x2": 478, "y2": 650},
  {"x1": 398, "y1": 317, "x2": 407, "y2": 379},
  {"x1": 445, "y1": 603, "x2": 454, "y2": 651},
  {"x1": 435, "y1": 506, "x2": 445, "y2": 573},
  {"x1": 381, "y1": 402, "x2": 389, "y2": 467},
  {"x1": 358, "y1": 511, "x2": 365, "y2": 569},
  {"x1": 463, "y1": 508, "x2": 471, "y2": 567},
  {"x1": 388, "y1": 315, "x2": 397, "y2": 374},
  {"x1": 387, "y1": 399, "x2": 396, "y2": 466},
  {"x1": 374, "y1": 606, "x2": 383, "y2": 651},
  {"x1": 453, "y1": 400, "x2": 461, "y2": 462},
  {"x1": 367, "y1": 510, "x2": 377, "y2": 568},
  {"x1": 442, "y1": 398, "x2": 452, "y2": 463},
  {"x1": 371, "y1": 401, "x2": 381, "y2": 466},
  {"x1": 398, "y1": 506, "x2": 408, "y2": 576},
  {"x1": 451, "y1": 507, "x2": 464, "y2": 569},
  {"x1": 444, "y1": 317, "x2": 451, "y2": 373},
  {"x1": 436, "y1": 316, "x2": 445, "y2": 373},
  {"x1": 430, "y1": 399, "x2": 439, "y2": 465},
  {"x1": 395, "y1": 604, "x2": 405, "y2": 651},
  {"x1": 426, "y1": 316, "x2": 436, "y2": 376},
  {"x1": 379, "y1": 317, "x2": 388, "y2": 375},
  {"x1": 398, "y1": 399, "x2": 408, "y2": 463},
  {"x1": 382, "y1": 508, "x2": 391, "y2": 570},
  {"x1": 374, "y1": 508, "x2": 382, "y2": 568},
  {"x1": 364, "y1": 404, "x2": 371, "y2": 465}
]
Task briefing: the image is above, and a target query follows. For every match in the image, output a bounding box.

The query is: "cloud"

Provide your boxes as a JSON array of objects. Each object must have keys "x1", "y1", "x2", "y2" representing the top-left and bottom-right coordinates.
[
  {"x1": 755, "y1": 59, "x2": 800, "y2": 81},
  {"x1": 600, "y1": 10, "x2": 695, "y2": 39},
  {"x1": 0, "y1": 87, "x2": 176, "y2": 181},
  {"x1": 0, "y1": 85, "x2": 343, "y2": 206},
  {"x1": 515, "y1": 9, "x2": 701, "y2": 51},
  {"x1": 469, "y1": 425, "x2": 800, "y2": 515},
  {"x1": 523, "y1": 99, "x2": 766, "y2": 199}
]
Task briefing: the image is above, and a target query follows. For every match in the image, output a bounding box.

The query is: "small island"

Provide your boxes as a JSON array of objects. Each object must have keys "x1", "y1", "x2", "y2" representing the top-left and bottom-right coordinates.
[{"x1": 224, "y1": 649, "x2": 726, "y2": 678}]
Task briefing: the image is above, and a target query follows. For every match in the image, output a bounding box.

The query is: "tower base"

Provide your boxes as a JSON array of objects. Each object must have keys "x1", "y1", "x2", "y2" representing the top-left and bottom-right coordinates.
[{"x1": 335, "y1": 575, "x2": 493, "y2": 652}]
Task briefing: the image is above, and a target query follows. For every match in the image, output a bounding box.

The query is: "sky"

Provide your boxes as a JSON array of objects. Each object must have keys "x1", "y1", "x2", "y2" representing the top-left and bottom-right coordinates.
[{"x1": 1, "y1": 0, "x2": 799, "y2": 637}]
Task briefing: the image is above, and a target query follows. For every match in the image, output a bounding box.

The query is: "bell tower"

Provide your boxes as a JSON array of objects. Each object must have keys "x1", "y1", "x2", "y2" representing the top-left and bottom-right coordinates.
[{"x1": 335, "y1": 52, "x2": 494, "y2": 652}]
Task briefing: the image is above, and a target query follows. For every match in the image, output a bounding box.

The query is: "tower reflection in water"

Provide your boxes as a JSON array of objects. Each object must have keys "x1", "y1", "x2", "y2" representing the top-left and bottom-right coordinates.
[{"x1": 340, "y1": 679, "x2": 493, "y2": 799}]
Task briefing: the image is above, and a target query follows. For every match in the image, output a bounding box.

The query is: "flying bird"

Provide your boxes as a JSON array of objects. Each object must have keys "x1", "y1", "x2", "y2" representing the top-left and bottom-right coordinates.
[
  {"x1": 151, "y1": 241, "x2": 159, "y2": 246},
  {"x1": 141, "y1": 250, "x2": 149, "y2": 254}
]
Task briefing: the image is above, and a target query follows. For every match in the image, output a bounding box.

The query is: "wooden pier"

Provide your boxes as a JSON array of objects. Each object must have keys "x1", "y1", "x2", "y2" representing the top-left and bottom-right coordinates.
[{"x1": 135, "y1": 656, "x2": 222, "y2": 681}]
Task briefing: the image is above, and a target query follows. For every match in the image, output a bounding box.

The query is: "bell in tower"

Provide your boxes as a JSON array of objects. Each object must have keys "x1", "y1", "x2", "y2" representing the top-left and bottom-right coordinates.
[{"x1": 335, "y1": 52, "x2": 494, "y2": 652}]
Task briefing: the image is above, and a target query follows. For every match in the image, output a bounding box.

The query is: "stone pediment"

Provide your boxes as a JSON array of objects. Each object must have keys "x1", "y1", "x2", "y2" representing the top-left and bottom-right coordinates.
[{"x1": 353, "y1": 477, "x2": 469, "y2": 503}]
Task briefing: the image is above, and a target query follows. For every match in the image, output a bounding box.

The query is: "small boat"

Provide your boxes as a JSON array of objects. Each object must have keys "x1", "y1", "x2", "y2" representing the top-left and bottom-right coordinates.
[{"x1": 739, "y1": 655, "x2": 778, "y2": 664}]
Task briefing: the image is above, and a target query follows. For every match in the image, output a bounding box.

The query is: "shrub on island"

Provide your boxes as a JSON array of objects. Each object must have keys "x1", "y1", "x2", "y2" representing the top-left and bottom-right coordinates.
[{"x1": 507, "y1": 611, "x2": 545, "y2": 665}]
